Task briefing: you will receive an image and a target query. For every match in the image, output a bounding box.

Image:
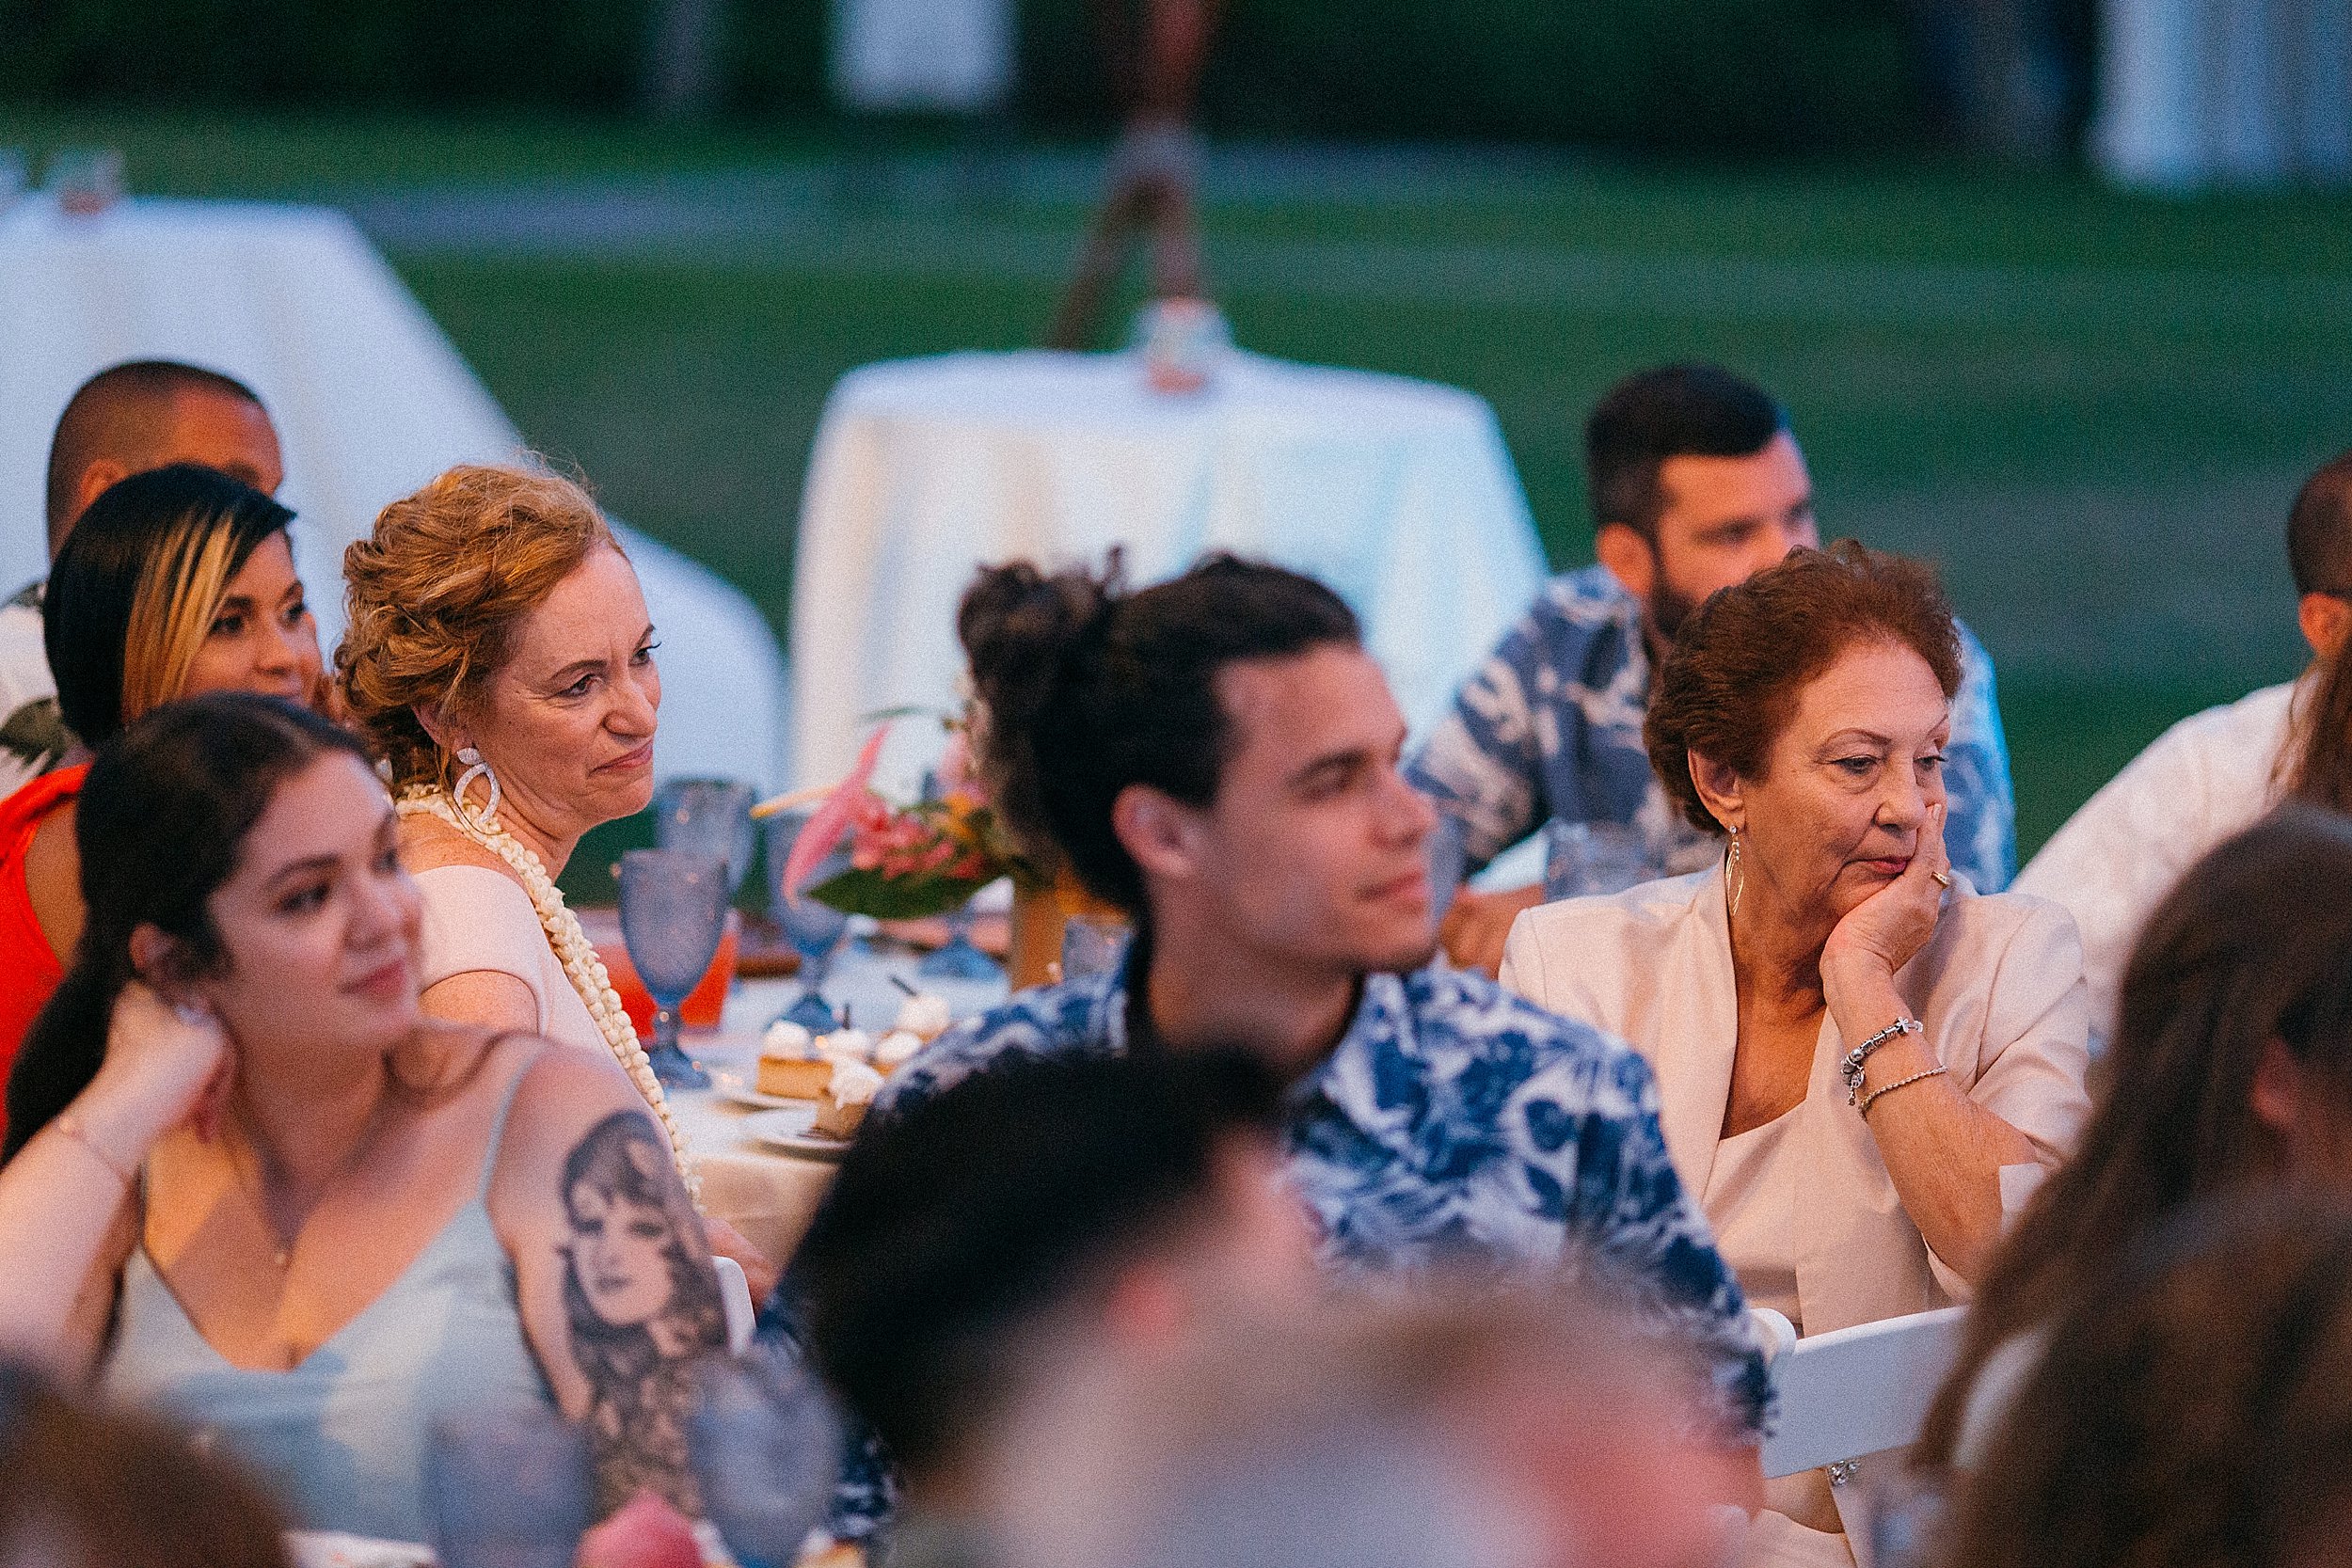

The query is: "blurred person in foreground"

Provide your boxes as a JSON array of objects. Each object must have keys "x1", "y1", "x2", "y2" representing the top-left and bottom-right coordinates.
[
  {"x1": 0, "y1": 1359, "x2": 291, "y2": 1568},
  {"x1": 866, "y1": 552, "x2": 1771, "y2": 1526},
  {"x1": 0, "y1": 466, "x2": 325, "y2": 1099},
  {"x1": 2015, "y1": 450, "x2": 2352, "y2": 1035},
  {"x1": 1943, "y1": 1196, "x2": 2352, "y2": 1568},
  {"x1": 991, "y1": 1287, "x2": 1751, "y2": 1568},
  {"x1": 1413, "y1": 364, "x2": 2016, "y2": 975},
  {"x1": 2, "y1": 360, "x2": 285, "y2": 794},
  {"x1": 791, "y1": 1049, "x2": 1315, "y2": 1566},
  {"x1": 1500, "y1": 544, "x2": 2088, "y2": 1562},
  {"x1": 1914, "y1": 805, "x2": 2352, "y2": 1474},
  {"x1": 337, "y1": 464, "x2": 772, "y2": 1297},
  {"x1": 0, "y1": 695, "x2": 724, "y2": 1538}
]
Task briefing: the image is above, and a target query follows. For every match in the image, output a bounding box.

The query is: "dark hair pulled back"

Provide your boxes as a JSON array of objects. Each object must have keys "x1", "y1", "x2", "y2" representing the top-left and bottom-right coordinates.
[
  {"x1": 3, "y1": 694, "x2": 370, "y2": 1161},
  {"x1": 957, "y1": 550, "x2": 1359, "y2": 914}
]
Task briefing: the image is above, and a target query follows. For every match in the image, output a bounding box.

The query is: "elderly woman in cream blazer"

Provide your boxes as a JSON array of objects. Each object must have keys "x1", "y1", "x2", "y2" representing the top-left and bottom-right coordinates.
[{"x1": 1502, "y1": 544, "x2": 2091, "y2": 1565}]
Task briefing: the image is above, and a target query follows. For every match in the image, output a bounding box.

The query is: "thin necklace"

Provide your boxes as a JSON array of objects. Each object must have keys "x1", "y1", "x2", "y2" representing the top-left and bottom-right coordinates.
[{"x1": 228, "y1": 1096, "x2": 389, "y2": 1272}]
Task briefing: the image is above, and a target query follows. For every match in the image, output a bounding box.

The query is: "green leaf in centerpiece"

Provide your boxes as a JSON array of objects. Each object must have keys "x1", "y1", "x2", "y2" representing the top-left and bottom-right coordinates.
[{"x1": 807, "y1": 865, "x2": 994, "y2": 921}]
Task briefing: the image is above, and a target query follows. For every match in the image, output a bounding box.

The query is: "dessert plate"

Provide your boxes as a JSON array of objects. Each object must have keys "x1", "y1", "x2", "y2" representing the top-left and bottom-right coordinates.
[
  {"x1": 711, "y1": 1068, "x2": 813, "y2": 1111},
  {"x1": 741, "y1": 1105, "x2": 852, "y2": 1160}
]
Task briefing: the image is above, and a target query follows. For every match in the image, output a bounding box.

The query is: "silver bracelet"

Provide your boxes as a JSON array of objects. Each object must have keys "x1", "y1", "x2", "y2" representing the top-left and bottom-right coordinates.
[
  {"x1": 1840, "y1": 1017, "x2": 1923, "y2": 1105},
  {"x1": 1859, "y1": 1065, "x2": 1949, "y2": 1118}
]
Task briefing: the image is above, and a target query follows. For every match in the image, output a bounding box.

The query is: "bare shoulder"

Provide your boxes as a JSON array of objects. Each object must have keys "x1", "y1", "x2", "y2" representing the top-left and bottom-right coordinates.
[
  {"x1": 490, "y1": 1043, "x2": 658, "y2": 1195},
  {"x1": 24, "y1": 799, "x2": 81, "y2": 955},
  {"x1": 398, "y1": 813, "x2": 516, "y2": 879}
]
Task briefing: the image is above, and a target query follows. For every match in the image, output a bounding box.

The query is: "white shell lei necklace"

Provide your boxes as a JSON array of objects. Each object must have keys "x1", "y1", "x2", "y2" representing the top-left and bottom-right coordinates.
[{"x1": 396, "y1": 784, "x2": 700, "y2": 1200}]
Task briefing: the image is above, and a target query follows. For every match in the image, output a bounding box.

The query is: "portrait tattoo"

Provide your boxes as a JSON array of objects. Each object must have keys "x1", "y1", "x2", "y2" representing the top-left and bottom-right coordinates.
[{"x1": 560, "y1": 1109, "x2": 725, "y2": 1515}]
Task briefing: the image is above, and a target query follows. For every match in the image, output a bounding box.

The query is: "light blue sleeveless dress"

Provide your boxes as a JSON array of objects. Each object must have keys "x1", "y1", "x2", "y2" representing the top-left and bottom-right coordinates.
[{"x1": 104, "y1": 1058, "x2": 559, "y2": 1542}]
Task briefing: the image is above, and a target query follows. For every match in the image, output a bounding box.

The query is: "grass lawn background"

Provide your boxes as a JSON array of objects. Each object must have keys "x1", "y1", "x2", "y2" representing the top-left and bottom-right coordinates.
[{"x1": 9, "y1": 108, "x2": 2350, "y2": 873}]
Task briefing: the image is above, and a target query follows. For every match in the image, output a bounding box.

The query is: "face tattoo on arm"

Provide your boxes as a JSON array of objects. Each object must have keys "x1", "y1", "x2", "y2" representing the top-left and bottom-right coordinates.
[{"x1": 560, "y1": 1110, "x2": 726, "y2": 1515}]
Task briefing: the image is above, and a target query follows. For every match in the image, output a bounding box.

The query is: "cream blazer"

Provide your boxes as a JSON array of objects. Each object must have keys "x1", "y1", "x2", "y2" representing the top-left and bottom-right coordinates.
[{"x1": 1500, "y1": 865, "x2": 2093, "y2": 1332}]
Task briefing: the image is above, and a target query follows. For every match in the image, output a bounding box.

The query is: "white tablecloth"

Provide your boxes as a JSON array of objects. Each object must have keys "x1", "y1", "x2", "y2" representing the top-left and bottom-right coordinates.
[
  {"x1": 0, "y1": 194, "x2": 788, "y2": 790},
  {"x1": 790, "y1": 348, "x2": 1549, "y2": 788},
  {"x1": 675, "y1": 945, "x2": 1009, "y2": 1264}
]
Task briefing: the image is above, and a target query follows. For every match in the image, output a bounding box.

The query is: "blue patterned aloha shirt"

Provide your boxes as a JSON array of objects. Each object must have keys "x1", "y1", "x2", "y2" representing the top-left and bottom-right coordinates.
[
  {"x1": 799, "y1": 953, "x2": 1774, "y2": 1533},
  {"x1": 1406, "y1": 562, "x2": 2017, "y2": 891}
]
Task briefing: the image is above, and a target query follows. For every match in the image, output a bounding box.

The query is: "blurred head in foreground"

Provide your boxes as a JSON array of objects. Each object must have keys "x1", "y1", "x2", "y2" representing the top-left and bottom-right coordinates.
[
  {"x1": 792, "y1": 1048, "x2": 1313, "y2": 1510},
  {"x1": 0, "y1": 1361, "x2": 290, "y2": 1568},
  {"x1": 990, "y1": 1286, "x2": 1746, "y2": 1568},
  {"x1": 1947, "y1": 1196, "x2": 2352, "y2": 1568},
  {"x1": 1920, "y1": 805, "x2": 2352, "y2": 1465},
  {"x1": 1584, "y1": 363, "x2": 1817, "y2": 644},
  {"x1": 959, "y1": 550, "x2": 1438, "y2": 1021}
]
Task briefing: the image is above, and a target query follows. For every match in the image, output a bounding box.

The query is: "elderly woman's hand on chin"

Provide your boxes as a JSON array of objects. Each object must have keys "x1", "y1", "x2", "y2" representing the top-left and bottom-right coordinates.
[{"x1": 1819, "y1": 800, "x2": 1951, "y2": 1025}]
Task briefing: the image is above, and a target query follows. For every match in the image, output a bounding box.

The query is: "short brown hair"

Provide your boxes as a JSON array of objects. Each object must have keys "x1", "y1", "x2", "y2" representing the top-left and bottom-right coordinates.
[
  {"x1": 45, "y1": 359, "x2": 265, "y2": 541},
  {"x1": 2288, "y1": 451, "x2": 2352, "y2": 597},
  {"x1": 337, "y1": 464, "x2": 620, "y2": 790},
  {"x1": 1644, "y1": 541, "x2": 1962, "y2": 833}
]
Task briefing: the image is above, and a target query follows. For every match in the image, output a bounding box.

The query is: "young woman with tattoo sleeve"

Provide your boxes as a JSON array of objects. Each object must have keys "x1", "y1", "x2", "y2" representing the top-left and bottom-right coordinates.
[{"x1": 0, "y1": 694, "x2": 725, "y2": 1542}]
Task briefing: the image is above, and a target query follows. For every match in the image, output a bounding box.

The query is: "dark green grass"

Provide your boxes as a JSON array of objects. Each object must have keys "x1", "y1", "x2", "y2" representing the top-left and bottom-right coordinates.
[{"x1": 12, "y1": 109, "x2": 2347, "y2": 865}]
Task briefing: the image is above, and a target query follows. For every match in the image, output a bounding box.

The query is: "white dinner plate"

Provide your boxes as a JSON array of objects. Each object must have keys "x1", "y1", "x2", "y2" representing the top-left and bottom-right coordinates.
[
  {"x1": 710, "y1": 1067, "x2": 814, "y2": 1111},
  {"x1": 740, "y1": 1105, "x2": 854, "y2": 1160}
]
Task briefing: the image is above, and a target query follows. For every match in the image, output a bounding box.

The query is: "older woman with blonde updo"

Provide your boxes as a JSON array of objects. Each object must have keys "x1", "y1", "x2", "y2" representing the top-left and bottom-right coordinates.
[{"x1": 339, "y1": 466, "x2": 773, "y2": 1291}]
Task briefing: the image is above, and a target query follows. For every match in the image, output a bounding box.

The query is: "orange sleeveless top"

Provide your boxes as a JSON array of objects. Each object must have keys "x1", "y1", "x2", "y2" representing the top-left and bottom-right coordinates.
[{"x1": 0, "y1": 763, "x2": 87, "y2": 1105}]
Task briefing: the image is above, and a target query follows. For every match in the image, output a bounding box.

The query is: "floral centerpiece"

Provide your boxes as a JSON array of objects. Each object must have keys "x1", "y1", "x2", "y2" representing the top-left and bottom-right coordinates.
[{"x1": 773, "y1": 715, "x2": 1037, "y2": 921}]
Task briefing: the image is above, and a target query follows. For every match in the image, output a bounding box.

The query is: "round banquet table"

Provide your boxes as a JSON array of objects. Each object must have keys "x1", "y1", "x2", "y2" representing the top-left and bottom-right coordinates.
[
  {"x1": 789, "y1": 347, "x2": 1549, "y2": 790},
  {"x1": 674, "y1": 944, "x2": 1009, "y2": 1266}
]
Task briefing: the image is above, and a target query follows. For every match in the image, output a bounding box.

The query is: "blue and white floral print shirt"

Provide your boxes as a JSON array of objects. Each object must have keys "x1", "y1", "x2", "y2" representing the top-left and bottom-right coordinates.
[
  {"x1": 806, "y1": 951, "x2": 1774, "y2": 1539},
  {"x1": 885, "y1": 953, "x2": 1774, "y2": 1431},
  {"x1": 1405, "y1": 563, "x2": 2017, "y2": 891}
]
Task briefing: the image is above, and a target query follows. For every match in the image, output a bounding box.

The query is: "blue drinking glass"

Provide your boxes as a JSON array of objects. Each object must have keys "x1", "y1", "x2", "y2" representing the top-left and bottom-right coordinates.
[
  {"x1": 688, "y1": 1341, "x2": 842, "y2": 1568},
  {"x1": 654, "y1": 777, "x2": 756, "y2": 895},
  {"x1": 919, "y1": 896, "x2": 1002, "y2": 981},
  {"x1": 618, "y1": 847, "x2": 729, "y2": 1090},
  {"x1": 765, "y1": 809, "x2": 851, "y2": 1034}
]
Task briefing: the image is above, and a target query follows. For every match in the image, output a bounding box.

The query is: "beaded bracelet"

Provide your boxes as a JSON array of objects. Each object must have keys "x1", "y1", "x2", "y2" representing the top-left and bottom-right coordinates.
[
  {"x1": 1840, "y1": 1017, "x2": 1923, "y2": 1105},
  {"x1": 1859, "y1": 1065, "x2": 1948, "y2": 1119}
]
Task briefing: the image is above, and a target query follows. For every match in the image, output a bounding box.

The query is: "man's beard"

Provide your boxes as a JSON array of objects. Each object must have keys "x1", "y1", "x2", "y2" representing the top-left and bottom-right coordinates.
[{"x1": 1647, "y1": 578, "x2": 1701, "y2": 643}]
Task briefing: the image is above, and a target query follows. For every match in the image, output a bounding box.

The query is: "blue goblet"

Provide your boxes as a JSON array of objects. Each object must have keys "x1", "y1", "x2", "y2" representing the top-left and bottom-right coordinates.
[
  {"x1": 618, "y1": 847, "x2": 728, "y2": 1090},
  {"x1": 654, "y1": 777, "x2": 757, "y2": 894},
  {"x1": 765, "y1": 809, "x2": 851, "y2": 1034},
  {"x1": 919, "y1": 895, "x2": 1002, "y2": 981},
  {"x1": 688, "y1": 1340, "x2": 842, "y2": 1568}
]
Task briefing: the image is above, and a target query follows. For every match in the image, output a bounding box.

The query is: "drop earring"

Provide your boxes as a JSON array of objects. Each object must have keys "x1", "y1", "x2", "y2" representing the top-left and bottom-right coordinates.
[
  {"x1": 1726, "y1": 830, "x2": 1746, "y2": 921},
  {"x1": 453, "y1": 745, "x2": 502, "y2": 832}
]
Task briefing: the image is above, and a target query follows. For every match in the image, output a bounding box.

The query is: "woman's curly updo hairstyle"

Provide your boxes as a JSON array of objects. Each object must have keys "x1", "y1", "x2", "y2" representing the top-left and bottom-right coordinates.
[
  {"x1": 338, "y1": 464, "x2": 621, "y2": 790},
  {"x1": 957, "y1": 550, "x2": 1359, "y2": 916},
  {"x1": 1644, "y1": 541, "x2": 1962, "y2": 834}
]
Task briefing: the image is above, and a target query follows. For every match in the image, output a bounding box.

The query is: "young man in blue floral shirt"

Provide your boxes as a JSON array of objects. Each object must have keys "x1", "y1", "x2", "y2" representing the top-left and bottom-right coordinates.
[
  {"x1": 1411, "y1": 363, "x2": 2016, "y2": 975},
  {"x1": 837, "y1": 551, "x2": 1772, "y2": 1533}
]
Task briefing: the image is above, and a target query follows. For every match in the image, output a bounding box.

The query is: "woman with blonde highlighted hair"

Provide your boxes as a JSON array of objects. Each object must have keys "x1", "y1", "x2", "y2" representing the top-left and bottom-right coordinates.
[
  {"x1": 0, "y1": 463, "x2": 323, "y2": 1101},
  {"x1": 337, "y1": 463, "x2": 774, "y2": 1297}
]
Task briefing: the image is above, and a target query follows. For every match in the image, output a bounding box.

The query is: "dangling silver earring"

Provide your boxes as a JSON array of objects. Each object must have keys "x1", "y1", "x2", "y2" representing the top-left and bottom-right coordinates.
[
  {"x1": 1726, "y1": 830, "x2": 1745, "y2": 921},
  {"x1": 453, "y1": 746, "x2": 501, "y2": 832}
]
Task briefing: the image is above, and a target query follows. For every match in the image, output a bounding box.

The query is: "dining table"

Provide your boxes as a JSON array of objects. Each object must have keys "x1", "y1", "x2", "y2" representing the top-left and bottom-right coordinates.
[{"x1": 670, "y1": 941, "x2": 1010, "y2": 1266}]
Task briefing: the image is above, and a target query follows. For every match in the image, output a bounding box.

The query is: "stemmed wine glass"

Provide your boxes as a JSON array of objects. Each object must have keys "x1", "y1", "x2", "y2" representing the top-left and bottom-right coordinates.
[
  {"x1": 425, "y1": 1410, "x2": 594, "y2": 1568},
  {"x1": 765, "y1": 808, "x2": 851, "y2": 1034},
  {"x1": 654, "y1": 777, "x2": 756, "y2": 894},
  {"x1": 619, "y1": 847, "x2": 729, "y2": 1090},
  {"x1": 688, "y1": 1341, "x2": 842, "y2": 1568}
]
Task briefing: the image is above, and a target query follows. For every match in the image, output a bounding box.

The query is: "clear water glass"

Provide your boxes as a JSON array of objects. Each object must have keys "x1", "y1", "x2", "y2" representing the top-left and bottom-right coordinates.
[
  {"x1": 688, "y1": 1342, "x2": 842, "y2": 1568},
  {"x1": 1542, "y1": 819, "x2": 1658, "y2": 901},
  {"x1": 1424, "y1": 811, "x2": 1470, "y2": 922},
  {"x1": 1059, "y1": 912, "x2": 1129, "y2": 985},
  {"x1": 425, "y1": 1410, "x2": 595, "y2": 1568},
  {"x1": 654, "y1": 777, "x2": 756, "y2": 894},
  {"x1": 765, "y1": 809, "x2": 852, "y2": 1033},
  {"x1": 618, "y1": 847, "x2": 729, "y2": 1089}
]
